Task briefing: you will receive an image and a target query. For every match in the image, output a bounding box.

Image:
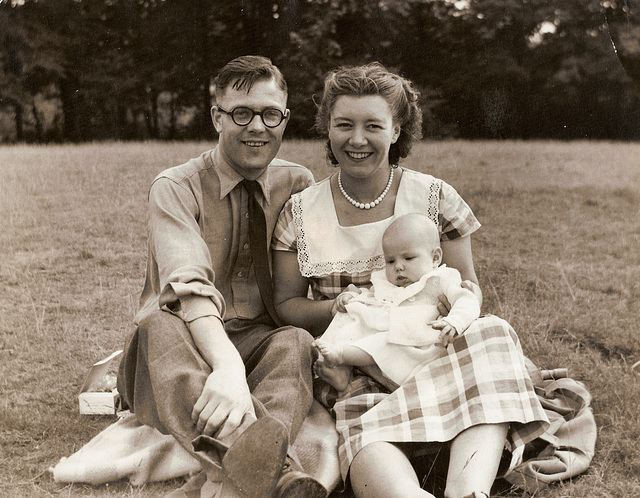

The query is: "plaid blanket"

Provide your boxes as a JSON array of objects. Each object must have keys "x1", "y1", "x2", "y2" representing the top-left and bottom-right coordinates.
[{"x1": 324, "y1": 315, "x2": 550, "y2": 480}]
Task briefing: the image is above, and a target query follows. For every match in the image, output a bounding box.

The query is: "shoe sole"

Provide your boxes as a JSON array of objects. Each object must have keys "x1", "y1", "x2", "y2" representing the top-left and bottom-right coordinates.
[
  {"x1": 276, "y1": 471, "x2": 327, "y2": 498},
  {"x1": 222, "y1": 416, "x2": 289, "y2": 497}
]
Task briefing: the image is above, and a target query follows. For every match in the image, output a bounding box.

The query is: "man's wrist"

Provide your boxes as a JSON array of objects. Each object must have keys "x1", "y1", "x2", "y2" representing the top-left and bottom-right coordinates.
[{"x1": 189, "y1": 315, "x2": 241, "y2": 369}]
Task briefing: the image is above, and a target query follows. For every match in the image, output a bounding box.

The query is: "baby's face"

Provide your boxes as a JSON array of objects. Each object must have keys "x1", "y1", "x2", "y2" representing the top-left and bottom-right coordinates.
[{"x1": 383, "y1": 232, "x2": 439, "y2": 287}]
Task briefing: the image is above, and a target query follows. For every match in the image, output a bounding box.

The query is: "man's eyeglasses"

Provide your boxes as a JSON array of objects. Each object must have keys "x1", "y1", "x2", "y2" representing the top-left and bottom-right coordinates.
[{"x1": 217, "y1": 106, "x2": 289, "y2": 128}]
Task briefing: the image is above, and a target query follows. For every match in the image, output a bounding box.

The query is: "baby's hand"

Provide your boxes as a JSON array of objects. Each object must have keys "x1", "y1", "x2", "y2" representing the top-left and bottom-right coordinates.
[
  {"x1": 429, "y1": 319, "x2": 459, "y2": 347},
  {"x1": 331, "y1": 284, "x2": 361, "y2": 315}
]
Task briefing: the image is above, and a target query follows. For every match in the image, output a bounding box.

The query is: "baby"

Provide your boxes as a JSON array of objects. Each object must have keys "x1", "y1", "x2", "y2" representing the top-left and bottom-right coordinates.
[{"x1": 314, "y1": 213, "x2": 481, "y2": 391}]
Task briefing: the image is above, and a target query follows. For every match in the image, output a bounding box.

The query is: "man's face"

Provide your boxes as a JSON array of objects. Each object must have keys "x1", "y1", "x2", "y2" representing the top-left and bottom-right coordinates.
[{"x1": 212, "y1": 78, "x2": 289, "y2": 180}]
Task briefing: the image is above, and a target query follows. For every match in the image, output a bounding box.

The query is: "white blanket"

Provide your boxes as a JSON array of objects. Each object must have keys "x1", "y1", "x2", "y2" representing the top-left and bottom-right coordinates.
[{"x1": 51, "y1": 401, "x2": 340, "y2": 492}]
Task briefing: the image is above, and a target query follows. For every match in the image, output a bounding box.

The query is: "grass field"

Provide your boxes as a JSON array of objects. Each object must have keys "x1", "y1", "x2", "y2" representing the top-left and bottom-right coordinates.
[{"x1": 1, "y1": 140, "x2": 639, "y2": 497}]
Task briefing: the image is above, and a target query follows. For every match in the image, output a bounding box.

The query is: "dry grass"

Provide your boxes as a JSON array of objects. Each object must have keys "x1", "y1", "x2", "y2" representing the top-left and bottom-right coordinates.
[{"x1": 1, "y1": 140, "x2": 639, "y2": 497}]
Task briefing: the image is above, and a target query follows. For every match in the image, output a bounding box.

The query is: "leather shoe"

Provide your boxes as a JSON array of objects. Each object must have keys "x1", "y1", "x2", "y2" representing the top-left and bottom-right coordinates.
[
  {"x1": 274, "y1": 457, "x2": 327, "y2": 498},
  {"x1": 219, "y1": 416, "x2": 289, "y2": 497}
]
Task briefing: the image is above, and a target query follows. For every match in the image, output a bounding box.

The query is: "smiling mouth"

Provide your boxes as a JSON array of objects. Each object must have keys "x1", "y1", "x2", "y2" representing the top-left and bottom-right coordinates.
[
  {"x1": 346, "y1": 151, "x2": 373, "y2": 160},
  {"x1": 244, "y1": 141, "x2": 268, "y2": 147}
]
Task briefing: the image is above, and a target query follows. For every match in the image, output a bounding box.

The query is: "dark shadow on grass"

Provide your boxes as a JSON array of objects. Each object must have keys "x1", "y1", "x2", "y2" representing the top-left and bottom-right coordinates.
[{"x1": 551, "y1": 327, "x2": 637, "y2": 362}]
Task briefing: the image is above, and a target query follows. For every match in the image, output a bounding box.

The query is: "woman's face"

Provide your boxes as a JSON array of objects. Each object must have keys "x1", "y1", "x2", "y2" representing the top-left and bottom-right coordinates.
[{"x1": 328, "y1": 95, "x2": 400, "y2": 179}]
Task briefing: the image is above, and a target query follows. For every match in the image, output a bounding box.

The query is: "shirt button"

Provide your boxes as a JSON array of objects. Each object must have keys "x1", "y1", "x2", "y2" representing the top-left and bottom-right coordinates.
[
  {"x1": 245, "y1": 212, "x2": 250, "y2": 218},
  {"x1": 243, "y1": 243, "x2": 249, "y2": 250},
  {"x1": 237, "y1": 271, "x2": 244, "y2": 277}
]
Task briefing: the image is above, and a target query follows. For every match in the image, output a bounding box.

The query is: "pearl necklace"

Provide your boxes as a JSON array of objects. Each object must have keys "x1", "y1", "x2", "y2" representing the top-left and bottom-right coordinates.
[{"x1": 338, "y1": 168, "x2": 394, "y2": 210}]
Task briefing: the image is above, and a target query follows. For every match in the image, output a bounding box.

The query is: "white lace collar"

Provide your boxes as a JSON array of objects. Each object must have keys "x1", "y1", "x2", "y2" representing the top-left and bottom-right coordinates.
[{"x1": 292, "y1": 170, "x2": 441, "y2": 277}]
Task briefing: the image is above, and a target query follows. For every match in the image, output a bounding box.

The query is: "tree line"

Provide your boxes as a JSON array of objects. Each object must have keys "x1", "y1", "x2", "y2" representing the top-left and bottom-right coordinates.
[{"x1": 1, "y1": 0, "x2": 639, "y2": 143}]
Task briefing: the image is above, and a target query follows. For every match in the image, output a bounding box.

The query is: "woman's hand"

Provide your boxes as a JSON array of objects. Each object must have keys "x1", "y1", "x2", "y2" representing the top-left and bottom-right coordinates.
[
  {"x1": 441, "y1": 235, "x2": 482, "y2": 308},
  {"x1": 331, "y1": 284, "x2": 361, "y2": 316},
  {"x1": 436, "y1": 293, "x2": 452, "y2": 317},
  {"x1": 461, "y1": 279, "x2": 482, "y2": 306},
  {"x1": 437, "y1": 279, "x2": 482, "y2": 317}
]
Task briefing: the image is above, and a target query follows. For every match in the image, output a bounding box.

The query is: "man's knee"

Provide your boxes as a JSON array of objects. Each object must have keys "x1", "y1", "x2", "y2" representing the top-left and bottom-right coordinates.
[
  {"x1": 267, "y1": 326, "x2": 315, "y2": 371},
  {"x1": 136, "y1": 310, "x2": 190, "y2": 352},
  {"x1": 137, "y1": 309, "x2": 182, "y2": 339},
  {"x1": 278, "y1": 326, "x2": 314, "y2": 351}
]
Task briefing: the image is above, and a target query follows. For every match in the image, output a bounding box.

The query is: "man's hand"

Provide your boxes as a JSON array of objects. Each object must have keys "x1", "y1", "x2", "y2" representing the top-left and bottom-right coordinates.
[
  {"x1": 188, "y1": 315, "x2": 255, "y2": 440},
  {"x1": 429, "y1": 319, "x2": 459, "y2": 347},
  {"x1": 192, "y1": 360, "x2": 255, "y2": 439},
  {"x1": 331, "y1": 284, "x2": 361, "y2": 316}
]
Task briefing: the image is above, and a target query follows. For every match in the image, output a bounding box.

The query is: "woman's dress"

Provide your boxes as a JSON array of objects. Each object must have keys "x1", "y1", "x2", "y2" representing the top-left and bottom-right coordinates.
[{"x1": 272, "y1": 168, "x2": 549, "y2": 479}]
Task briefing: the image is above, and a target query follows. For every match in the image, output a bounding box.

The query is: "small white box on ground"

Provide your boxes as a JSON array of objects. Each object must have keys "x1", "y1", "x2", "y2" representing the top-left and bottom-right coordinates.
[{"x1": 78, "y1": 350, "x2": 123, "y2": 415}]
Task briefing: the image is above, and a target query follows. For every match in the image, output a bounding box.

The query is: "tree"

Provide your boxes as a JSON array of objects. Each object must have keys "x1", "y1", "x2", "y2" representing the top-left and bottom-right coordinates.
[
  {"x1": 1, "y1": 0, "x2": 638, "y2": 141},
  {"x1": 605, "y1": 0, "x2": 640, "y2": 85},
  {"x1": 0, "y1": 0, "x2": 64, "y2": 141}
]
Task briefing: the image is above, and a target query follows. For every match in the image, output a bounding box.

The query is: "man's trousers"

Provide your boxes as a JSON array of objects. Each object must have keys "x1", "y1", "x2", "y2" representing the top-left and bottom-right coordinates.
[{"x1": 117, "y1": 310, "x2": 315, "y2": 479}]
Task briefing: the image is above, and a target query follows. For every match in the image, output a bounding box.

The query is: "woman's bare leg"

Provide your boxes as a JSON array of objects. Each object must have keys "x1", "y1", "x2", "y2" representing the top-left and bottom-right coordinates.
[
  {"x1": 444, "y1": 423, "x2": 508, "y2": 498},
  {"x1": 350, "y1": 441, "x2": 435, "y2": 498}
]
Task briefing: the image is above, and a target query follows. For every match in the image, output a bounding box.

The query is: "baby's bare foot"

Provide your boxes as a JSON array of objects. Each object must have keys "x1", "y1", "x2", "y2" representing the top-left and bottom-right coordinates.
[
  {"x1": 314, "y1": 339, "x2": 344, "y2": 367},
  {"x1": 315, "y1": 359, "x2": 351, "y2": 392}
]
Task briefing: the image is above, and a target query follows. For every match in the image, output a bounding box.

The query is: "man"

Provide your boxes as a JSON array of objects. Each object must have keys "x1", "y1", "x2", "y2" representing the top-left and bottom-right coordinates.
[{"x1": 117, "y1": 56, "x2": 325, "y2": 498}]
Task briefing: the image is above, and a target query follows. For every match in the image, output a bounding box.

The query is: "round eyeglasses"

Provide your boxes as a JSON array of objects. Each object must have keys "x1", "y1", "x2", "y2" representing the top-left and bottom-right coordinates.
[{"x1": 217, "y1": 106, "x2": 289, "y2": 128}]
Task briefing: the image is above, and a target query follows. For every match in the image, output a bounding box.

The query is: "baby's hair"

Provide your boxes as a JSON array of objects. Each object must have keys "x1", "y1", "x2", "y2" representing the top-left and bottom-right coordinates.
[{"x1": 383, "y1": 213, "x2": 440, "y2": 248}]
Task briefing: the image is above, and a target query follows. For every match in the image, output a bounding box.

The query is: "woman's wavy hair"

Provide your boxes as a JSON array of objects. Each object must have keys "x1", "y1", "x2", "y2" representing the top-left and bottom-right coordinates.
[{"x1": 314, "y1": 63, "x2": 422, "y2": 166}]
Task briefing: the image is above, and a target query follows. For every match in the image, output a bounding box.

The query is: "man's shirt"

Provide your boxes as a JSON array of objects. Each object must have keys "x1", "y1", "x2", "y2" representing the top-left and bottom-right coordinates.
[{"x1": 135, "y1": 147, "x2": 314, "y2": 325}]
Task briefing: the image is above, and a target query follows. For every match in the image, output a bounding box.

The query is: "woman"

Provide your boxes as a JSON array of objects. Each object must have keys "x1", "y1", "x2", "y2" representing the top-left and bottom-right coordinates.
[{"x1": 272, "y1": 63, "x2": 549, "y2": 498}]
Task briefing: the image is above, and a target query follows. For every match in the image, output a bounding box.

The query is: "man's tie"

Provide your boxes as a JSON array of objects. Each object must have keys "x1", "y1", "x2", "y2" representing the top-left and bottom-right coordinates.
[{"x1": 242, "y1": 179, "x2": 282, "y2": 327}]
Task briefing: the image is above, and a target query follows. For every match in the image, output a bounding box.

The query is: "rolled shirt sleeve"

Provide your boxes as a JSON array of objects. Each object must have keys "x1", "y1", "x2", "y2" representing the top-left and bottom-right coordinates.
[
  {"x1": 147, "y1": 176, "x2": 225, "y2": 323},
  {"x1": 134, "y1": 150, "x2": 314, "y2": 326}
]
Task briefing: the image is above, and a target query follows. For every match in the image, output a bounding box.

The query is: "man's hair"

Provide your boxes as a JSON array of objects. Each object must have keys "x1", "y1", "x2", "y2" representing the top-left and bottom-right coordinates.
[
  {"x1": 214, "y1": 55, "x2": 287, "y2": 102},
  {"x1": 315, "y1": 62, "x2": 422, "y2": 165}
]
